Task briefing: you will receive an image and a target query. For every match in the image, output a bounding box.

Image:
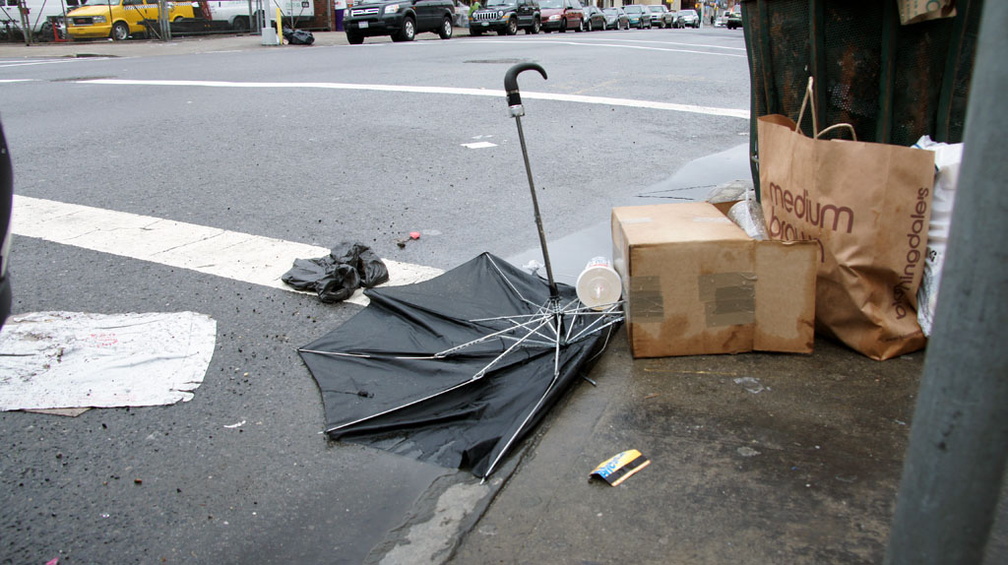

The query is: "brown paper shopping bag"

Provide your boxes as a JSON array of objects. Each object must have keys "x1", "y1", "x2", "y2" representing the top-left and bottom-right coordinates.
[{"x1": 757, "y1": 78, "x2": 936, "y2": 360}]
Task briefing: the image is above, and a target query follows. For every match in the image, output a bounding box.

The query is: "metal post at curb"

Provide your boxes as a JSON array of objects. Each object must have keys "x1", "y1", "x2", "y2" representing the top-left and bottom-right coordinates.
[
  {"x1": 885, "y1": 1, "x2": 1008, "y2": 563},
  {"x1": 157, "y1": 0, "x2": 171, "y2": 41},
  {"x1": 16, "y1": 0, "x2": 32, "y2": 45}
]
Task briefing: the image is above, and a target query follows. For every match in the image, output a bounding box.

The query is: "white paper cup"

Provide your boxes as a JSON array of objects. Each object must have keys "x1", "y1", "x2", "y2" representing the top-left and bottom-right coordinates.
[{"x1": 576, "y1": 257, "x2": 622, "y2": 309}]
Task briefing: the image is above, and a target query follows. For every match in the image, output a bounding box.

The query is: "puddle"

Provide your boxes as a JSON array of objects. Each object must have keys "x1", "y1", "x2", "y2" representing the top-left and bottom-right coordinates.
[{"x1": 507, "y1": 143, "x2": 753, "y2": 284}]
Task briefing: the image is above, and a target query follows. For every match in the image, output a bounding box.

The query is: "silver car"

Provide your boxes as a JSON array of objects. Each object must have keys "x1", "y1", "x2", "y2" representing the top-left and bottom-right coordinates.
[
  {"x1": 646, "y1": 4, "x2": 673, "y2": 28},
  {"x1": 674, "y1": 8, "x2": 700, "y2": 28}
]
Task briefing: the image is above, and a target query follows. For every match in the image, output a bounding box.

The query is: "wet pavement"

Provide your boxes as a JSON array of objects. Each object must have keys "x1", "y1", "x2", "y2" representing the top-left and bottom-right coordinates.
[{"x1": 2, "y1": 31, "x2": 1005, "y2": 565}]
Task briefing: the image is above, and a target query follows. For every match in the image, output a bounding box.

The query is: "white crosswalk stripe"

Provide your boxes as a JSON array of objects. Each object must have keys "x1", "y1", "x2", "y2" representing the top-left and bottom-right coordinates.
[{"x1": 13, "y1": 195, "x2": 443, "y2": 306}]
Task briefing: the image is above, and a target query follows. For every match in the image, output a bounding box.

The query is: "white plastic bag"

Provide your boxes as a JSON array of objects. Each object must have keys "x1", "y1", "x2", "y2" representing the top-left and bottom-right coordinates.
[{"x1": 913, "y1": 136, "x2": 964, "y2": 337}]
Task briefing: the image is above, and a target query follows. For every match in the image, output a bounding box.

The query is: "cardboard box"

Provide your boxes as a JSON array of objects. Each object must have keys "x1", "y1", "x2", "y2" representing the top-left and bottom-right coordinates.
[{"x1": 611, "y1": 202, "x2": 817, "y2": 358}]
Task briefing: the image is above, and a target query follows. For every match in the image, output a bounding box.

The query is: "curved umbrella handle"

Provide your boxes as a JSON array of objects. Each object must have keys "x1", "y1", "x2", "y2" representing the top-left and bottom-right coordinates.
[{"x1": 504, "y1": 63, "x2": 548, "y2": 108}]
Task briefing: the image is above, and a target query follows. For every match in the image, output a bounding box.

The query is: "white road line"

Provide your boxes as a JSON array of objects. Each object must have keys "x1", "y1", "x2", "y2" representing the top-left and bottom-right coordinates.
[
  {"x1": 564, "y1": 37, "x2": 748, "y2": 52},
  {"x1": 0, "y1": 58, "x2": 107, "y2": 69},
  {"x1": 78, "y1": 78, "x2": 750, "y2": 119},
  {"x1": 12, "y1": 195, "x2": 444, "y2": 306},
  {"x1": 472, "y1": 38, "x2": 748, "y2": 56}
]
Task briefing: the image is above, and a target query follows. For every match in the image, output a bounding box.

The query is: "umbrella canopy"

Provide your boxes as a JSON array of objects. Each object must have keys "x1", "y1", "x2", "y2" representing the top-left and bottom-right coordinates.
[{"x1": 299, "y1": 253, "x2": 622, "y2": 479}]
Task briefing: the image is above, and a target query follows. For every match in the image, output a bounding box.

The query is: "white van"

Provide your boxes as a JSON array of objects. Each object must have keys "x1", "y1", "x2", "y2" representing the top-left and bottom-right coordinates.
[
  {"x1": 204, "y1": 0, "x2": 316, "y2": 32},
  {"x1": 0, "y1": 0, "x2": 89, "y2": 40}
]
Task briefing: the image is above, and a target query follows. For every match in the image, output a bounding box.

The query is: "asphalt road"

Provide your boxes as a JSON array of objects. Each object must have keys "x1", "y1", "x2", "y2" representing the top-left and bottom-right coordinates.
[{"x1": 0, "y1": 26, "x2": 752, "y2": 564}]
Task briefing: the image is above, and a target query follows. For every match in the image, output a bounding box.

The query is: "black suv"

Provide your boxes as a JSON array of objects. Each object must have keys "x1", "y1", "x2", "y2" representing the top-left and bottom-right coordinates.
[
  {"x1": 469, "y1": 0, "x2": 541, "y2": 35},
  {"x1": 344, "y1": 0, "x2": 456, "y2": 44}
]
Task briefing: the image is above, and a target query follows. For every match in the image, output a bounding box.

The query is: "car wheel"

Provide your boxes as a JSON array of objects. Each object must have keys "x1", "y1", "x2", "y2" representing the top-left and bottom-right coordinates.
[
  {"x1": 346, "y1": 31, "x2": 364, "y2": 44},
  {"x1": 585, "y1": 18, "x2": 592, "y2": 32},
  {"x1": 393, "y1": 16, "x2": 415, "y2": 41},
  {"x1": 505, "y1": 16, "x2": 518, "y2": 35},
  {"x1": 232, "y1": 16, "x2": 249, "y2": 33},
  {"x1": 111, "y1": 21, "x2": 129, "y2": 41},
  {"x1": 576, "y1": 17, "x2": 583, "y2": 32},
  {"x1": 438, "y1": 16, "x2": 453, "y2": 39},
  {"x1": 526, "y1": 17, "x2": 540, "y2": 34}
]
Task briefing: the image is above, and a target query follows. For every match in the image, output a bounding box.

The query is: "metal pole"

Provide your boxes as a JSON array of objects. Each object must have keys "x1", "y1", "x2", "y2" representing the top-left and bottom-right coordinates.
[
  {"x1": 17, "y1": 0, "x2": 31, "y2": 46},
  {"x1": 504, "y1": 63, "x2": 558, "y2": 302},
  {"x1": 885, "y1": 1, "x2": 1008, "y2": 562},
  {"x1": 513, "y1": 114, "x2": 559, "y2": 301},
  {"x1": 158, "y1": 0, "x2": 170, "y2": 41}
]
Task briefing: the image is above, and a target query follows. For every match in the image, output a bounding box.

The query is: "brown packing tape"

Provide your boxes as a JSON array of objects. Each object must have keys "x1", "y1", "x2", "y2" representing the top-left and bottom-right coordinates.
[
  {"x1": 628, "y1": 275, "x2": 664, "y2": 323},
  {"x1": 699, "y1": 272, "x2": 757, "y2": 327}
]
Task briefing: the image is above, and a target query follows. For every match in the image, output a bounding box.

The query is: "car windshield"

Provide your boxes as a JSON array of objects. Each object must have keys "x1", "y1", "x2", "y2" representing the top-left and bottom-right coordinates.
[
  {"x1": 539, "y1": 0, "x2": 562, "y2": 7},
  {"x1": 683, "y1": 10, "x2": 696, "y2": 16},
  {"x1": 624, "y1": 6, "x2": 642, "y2": 13},
  {"x1": 603, "y1": 8, "x2": 617, "y2": 13},
  {"x1": 487, "y1": 0, "x2": 518, "y2": 6}
]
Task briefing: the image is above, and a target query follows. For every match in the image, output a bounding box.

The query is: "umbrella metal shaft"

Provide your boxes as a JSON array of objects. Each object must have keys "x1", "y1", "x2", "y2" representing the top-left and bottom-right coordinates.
[{"x1": 513, "y1": 114, "x2": 559, "y2": 301}]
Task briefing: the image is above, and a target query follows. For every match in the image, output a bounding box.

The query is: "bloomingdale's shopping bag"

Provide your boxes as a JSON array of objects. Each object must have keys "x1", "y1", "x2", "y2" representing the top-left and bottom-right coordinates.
[{"x1": 757, "y1": 86, "x2": 935, "y2": 360}]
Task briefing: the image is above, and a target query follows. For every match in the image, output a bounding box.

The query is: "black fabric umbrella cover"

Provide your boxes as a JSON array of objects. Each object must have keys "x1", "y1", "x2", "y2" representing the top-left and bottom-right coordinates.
[{"x1": 299, "y1": 253, "x2": 620, "y2": 479}]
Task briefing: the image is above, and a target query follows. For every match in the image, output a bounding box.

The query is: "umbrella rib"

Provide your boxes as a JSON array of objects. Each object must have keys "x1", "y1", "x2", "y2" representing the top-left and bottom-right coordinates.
[
  {"x1": 324, "y1": 376, "x2": 483, "y2": 435},
  {"x1": 482, "y1": 359, "x2": 562, "y2": 480},
  {"x1": 485, "y1": 255, "x2": 549, "y2": 311},
  {"x1": 298, "y1": 348, "x2": 440, "y2": 361},
  {"x1": 435, "y1": 313, "x2": 555, "y2": 358},
  {"x1": 564, "y1": 304, "x2": 625, "y2": 343},
  {"x1": 467, "y1": 316, "x2": 555, "y2": 380},
  {"x1": 326, "y1": 316, "x2": 556, "y2": 436},
  {"x1": 482, "y1": 310, "x2": 619, "y2": 480},
  {"x1": 566, "y1": 316, "x2": 624, "y2": 344}
]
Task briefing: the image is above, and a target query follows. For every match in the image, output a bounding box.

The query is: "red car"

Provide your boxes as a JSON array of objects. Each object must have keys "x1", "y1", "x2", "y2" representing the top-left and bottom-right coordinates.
[{"x1": 540, "y1": 0, "x2": 584, "y2": 32}]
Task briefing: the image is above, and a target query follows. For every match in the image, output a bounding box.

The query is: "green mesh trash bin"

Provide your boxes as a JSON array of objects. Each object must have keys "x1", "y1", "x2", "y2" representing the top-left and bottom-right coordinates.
[{"x1": 742, "y1": 0, "x2": 984, "y2": 192}]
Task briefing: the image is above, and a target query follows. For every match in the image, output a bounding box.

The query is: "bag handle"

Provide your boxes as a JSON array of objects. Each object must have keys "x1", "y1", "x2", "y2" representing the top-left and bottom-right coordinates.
[{"x1": 795, "y1": 77, "x2": 858, "y2": 141}]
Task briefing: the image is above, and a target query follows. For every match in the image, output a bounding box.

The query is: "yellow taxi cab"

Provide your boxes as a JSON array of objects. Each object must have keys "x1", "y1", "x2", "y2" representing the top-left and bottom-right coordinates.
[{"x1": 66, "y1": 0, "x2": 196, "y2": 41}]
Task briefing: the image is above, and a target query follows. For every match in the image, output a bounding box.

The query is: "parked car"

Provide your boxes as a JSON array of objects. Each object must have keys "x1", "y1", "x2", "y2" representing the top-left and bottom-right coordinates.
[
  {"x1": 715, "y1": 12, "x2": 729, "y2": 27},
  {"x1": 602, "y1": 6, "x2": 628, "y2": 29},
  {"x1": 646, "y1": 4, "x2": 673, "y2": 28},
  {"x1": 621, "y1": 4, "x2": 650, "y2": 29},
  {"x1": 581, "y1": 4, "x2": 605, "y2": 31},
  {"x1": 66, "y1": 0, "x2": 196, "y2": 40},
  {"x1": 673, "y1": 8, "x2": 700, "y2": 28},
  {"x1": 726, "y1": 8, "x2": 742, "y2": 29},
  {"x1": 344, "y1": 0, "x2": 455, "y2": 43},
  {"x1": 469, "y1": 0, "x2": 541, "y2": 35},
  {"x1": 540, "y1": 0, "x2": 583, "y2": 32}
]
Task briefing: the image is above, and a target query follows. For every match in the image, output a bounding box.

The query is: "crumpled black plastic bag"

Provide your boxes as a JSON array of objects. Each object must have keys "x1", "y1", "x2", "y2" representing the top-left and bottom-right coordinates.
[
  {"x1": 282, "y1": 242, "x2": 390, "y2": 303},
  {"x1": 283, "y1": 27, "x2": 315, "y2": 45}
]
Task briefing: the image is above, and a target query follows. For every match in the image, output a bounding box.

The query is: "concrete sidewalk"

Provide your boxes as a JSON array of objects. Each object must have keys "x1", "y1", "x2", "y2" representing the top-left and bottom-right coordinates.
[{"x1": 450, "y1": 333, "x2": 926, "y2": 564}]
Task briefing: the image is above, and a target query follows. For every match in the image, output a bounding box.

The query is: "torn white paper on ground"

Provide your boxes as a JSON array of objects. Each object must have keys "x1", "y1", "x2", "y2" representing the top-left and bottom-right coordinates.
[{"x1": 0, "y1": 311, "x2": 217, "y2": 411}]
